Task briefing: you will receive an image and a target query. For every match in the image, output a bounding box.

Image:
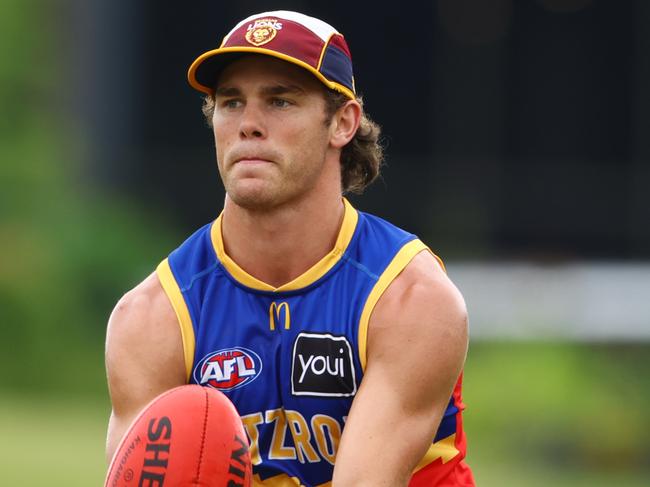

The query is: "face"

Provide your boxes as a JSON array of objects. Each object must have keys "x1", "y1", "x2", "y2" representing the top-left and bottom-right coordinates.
[{"x1": 212, "y1": 55, "x2": 336, "y2": 210}]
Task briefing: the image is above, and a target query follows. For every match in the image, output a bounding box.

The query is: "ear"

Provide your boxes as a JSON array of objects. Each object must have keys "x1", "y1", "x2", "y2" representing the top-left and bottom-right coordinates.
[{"x1": 329, "y1": 100, "x2": 362, "y2": 149}]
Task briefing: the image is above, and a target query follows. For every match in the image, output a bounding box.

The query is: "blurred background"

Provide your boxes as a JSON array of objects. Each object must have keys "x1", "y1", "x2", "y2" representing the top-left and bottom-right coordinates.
[{"x1": 1, "y1": 0, "x2": 648, "y2": 485}]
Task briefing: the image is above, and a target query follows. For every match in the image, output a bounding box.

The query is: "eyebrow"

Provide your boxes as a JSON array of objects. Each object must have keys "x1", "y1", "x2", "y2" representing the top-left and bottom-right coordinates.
[
  {"x1": 214, "y1": 83, "x2": 307, "y2": 98},
  {"x1": 214, "y1": 86, "x2": 241, "y2": 97},
  {"x1": 260, "y1": 84, "x2": 306, "y2": 96}
]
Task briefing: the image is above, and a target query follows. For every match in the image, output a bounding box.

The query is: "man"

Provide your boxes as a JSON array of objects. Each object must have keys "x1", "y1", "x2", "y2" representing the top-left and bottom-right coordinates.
[{"x1": 106, "y1": 10, "x2": 475, "y2": 486}]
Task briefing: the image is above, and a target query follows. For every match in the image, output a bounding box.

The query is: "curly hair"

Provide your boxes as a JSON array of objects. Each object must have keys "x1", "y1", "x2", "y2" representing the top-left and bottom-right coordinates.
[{"x1": 201, "y1": 88, "x2": 383, "y2": 194}]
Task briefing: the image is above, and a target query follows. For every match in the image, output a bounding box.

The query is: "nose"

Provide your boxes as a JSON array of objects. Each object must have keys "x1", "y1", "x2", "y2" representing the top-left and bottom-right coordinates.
[{"x1": 239, "y1": 102, "x2": 266, "y2": 139}]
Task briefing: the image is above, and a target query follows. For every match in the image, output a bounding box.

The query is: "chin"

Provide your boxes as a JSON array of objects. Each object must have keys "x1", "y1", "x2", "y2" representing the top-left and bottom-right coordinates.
[
  {"x1": 228, "y1": 186, "x2": 304, "y2": 213},
  {"x1": 227, "y1": 185, "x2": 281, "y2": 211},
  {"x1": 226, "y1": 173, "x2": 314, "y2": 211}
]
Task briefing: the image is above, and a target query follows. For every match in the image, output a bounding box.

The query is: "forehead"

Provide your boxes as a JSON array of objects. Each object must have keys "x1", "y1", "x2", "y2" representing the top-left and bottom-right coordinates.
[{"x1": 216, "y1": 55, "x2": 324, "y2": 93}]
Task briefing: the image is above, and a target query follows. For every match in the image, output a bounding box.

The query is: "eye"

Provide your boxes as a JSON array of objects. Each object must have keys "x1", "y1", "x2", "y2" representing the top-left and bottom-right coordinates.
[
  {"x1": 219, "y1": 99, "x2": 242, "y2": 109},
  {"x1": 270, "y1": 98, "x2": 292, "y2": 108}
]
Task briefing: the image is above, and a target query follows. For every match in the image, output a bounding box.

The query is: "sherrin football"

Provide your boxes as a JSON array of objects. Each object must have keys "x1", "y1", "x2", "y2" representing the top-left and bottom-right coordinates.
[{"x1": 105, "y1": 385, "x2": 252, "y2": 487}]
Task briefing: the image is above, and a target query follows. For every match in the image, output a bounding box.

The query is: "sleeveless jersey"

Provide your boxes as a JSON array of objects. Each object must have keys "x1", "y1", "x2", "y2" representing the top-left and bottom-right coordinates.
[{"x1": 156, "y1": 199, "x2": 474, "y2": 486}]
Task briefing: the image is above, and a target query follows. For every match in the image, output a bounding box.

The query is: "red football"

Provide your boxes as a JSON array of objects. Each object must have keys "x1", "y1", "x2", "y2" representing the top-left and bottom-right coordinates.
[{"x1": 105, "y1": 385, "x2": 252, "y2": 487}]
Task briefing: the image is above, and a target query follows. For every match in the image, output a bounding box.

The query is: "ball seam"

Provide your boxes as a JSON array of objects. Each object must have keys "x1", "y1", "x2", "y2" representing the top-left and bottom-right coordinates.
[{"x1": 195, "y1": 387, "x2": 209, "y2": 485}]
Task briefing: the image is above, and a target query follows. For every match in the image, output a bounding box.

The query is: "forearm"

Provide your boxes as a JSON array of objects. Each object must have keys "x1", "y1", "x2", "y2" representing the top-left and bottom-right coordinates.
[
  {"x1": 106, "y1": 411, "x2": 129, "y2": 464},
  {"x1": 332, "y1": 385, "x2": 440, "y2": 486},
  {"x1": 332, "y1": 433, "x2": 424, "y2": 487},
  {"x1": 333, "y1": 450, "x2": 411, "y2": 487}
]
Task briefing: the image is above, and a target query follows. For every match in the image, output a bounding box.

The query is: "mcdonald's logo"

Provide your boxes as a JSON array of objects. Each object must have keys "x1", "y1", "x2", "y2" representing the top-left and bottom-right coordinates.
[{"x1": 269, "y1": 302, "x2": 291, "y2": 331}]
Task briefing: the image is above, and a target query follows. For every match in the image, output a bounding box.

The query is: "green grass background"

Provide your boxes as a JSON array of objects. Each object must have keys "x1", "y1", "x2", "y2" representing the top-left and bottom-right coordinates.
[
  {"x1": 1, "y1": 342, "x2": 648, "y2": 486},
  {"x1": 464, "y1": 342, "x2": 650, "y2": 486}
]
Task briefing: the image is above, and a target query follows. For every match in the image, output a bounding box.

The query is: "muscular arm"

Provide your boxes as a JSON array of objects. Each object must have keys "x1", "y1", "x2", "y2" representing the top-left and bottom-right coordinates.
[
  {"x1": 332, "y1": 251, "x2": 468, "y2": 486},
  {"x1": 105, "y1": 272, "x2": 187, "y2": 463}
]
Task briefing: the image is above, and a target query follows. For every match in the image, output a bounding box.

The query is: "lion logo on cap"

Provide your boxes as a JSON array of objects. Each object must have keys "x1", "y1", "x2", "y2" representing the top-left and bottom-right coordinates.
[{"x1": 245, "y1": 18, "x2": 283, "y2": 46}]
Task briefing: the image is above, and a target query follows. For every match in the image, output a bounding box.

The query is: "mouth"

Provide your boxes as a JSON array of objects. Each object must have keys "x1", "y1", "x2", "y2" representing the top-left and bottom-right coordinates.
[
  {"x1": 235, "y1": 157, "x2": 273, "y2": 165},
  {"x1": 227, "y1": 147, "x2": 279, "y2": 170}
]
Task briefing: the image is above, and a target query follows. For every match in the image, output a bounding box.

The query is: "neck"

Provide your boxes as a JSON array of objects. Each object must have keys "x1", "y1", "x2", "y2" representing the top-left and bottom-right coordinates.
[{"x1": 220, "y1": 191, "x2": 346, "y2": 288}]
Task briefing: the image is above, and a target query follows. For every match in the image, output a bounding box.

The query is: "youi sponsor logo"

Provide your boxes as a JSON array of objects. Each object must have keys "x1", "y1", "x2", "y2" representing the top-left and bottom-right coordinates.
[{"x1": 291, "y1": 333, "x2": 357, "y2": 397}]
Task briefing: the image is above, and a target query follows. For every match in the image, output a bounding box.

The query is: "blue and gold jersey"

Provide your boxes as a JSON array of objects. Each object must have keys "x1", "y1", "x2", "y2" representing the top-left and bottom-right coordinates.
[{"x1": 157, "y1": 199, "x2": 473, "y2": 486}]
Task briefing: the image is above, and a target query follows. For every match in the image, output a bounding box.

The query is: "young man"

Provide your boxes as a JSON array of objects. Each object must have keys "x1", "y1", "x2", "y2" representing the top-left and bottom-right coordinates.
[{"x1": 105, "y1": 10, "x2": 475, "y2": 486}]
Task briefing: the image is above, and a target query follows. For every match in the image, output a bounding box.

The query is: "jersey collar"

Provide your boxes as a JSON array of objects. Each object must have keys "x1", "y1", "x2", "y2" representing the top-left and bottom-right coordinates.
[{"x1": 210, "y1": 198, "x2": 358, "y2": 292}]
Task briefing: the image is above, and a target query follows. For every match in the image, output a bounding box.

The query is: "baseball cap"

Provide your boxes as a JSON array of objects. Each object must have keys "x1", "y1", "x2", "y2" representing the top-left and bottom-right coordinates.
[{"x1": 187, "y1": 10, "x2": 356, "y2": 99}]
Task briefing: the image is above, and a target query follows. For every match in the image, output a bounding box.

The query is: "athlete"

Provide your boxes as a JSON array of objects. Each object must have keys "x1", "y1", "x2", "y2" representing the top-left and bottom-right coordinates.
[{"x1": 105, "y1": 10, "x2": 475, "y2": 486}]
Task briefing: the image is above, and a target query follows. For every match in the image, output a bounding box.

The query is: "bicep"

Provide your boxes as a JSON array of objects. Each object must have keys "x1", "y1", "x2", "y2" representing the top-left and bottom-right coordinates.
[
  {"x1": 333, "y1": 252, "x2": 468, "y2": 486},
  {"x1": 105, "y1": 273, "x2": 187, "y2": 462}
]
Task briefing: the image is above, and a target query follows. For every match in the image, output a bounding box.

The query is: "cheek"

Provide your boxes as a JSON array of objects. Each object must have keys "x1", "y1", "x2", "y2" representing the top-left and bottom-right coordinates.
[
  {"x1": 212, "y1": 112, "x2": 234, "y2": 139},
  {"x1": 290, "y1": 115, "x2": 327, "y2": 144},
  {"x1": 212, "y1": 117, "x2": 225, "y2": 141},
  {"x1": 212, "y1": 121, "x2": 234, "y2": 159}
]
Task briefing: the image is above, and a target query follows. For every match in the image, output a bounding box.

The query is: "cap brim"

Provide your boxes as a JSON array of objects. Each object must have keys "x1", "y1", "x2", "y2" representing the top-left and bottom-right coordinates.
[{"x1": 187, "y1": 46, "x2": 356, "y2": 99}]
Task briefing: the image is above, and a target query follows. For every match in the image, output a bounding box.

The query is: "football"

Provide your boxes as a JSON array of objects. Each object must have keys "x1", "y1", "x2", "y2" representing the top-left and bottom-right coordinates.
[{"x1": 105, "y1": 384, "x2": 251, "y2": 487}]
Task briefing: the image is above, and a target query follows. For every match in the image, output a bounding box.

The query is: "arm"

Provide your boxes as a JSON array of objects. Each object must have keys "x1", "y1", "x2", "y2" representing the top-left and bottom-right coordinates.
[
  {"x1": 105, "y1": 272, "x2": 187, "y2": 463},
  {"x1": 332, "y1": 251, "x2": 469, "y2": 486}
]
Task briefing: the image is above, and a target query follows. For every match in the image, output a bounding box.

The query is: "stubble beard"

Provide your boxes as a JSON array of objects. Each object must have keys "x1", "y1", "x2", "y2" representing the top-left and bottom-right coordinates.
[{"x1": 222, "y1": 156, "x2": 328, "y2": 213}]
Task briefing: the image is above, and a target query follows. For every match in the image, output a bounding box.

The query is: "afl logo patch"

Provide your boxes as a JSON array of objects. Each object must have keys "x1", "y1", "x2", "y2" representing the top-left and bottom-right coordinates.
[
  {"x1": 194, "y1": 347, "x2": 262, "y2": 391},
  {"x1": 245, "y1": 18, "x2": 283, "y2": 46}
]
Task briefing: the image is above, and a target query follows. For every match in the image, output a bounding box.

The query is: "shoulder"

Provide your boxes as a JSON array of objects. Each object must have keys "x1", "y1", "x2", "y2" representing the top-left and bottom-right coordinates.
[
  {"x1": 108, "y1": 272, "x2": 178, "y2": 340},
  {"x1": 106, "y1": 272, "x2": 186, "y2": 412},
  {"x1": 371, "y1": 250, "x2": 467, "y2": 334},
  {"x1": 366, "y1": 249, "x2": 468, "y2": 399}
]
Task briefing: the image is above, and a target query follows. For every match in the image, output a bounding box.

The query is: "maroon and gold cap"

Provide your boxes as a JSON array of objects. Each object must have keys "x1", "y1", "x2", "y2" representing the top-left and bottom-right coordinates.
[{"x1": 188, "y1": 10, "x2": 356, "y2": 99}]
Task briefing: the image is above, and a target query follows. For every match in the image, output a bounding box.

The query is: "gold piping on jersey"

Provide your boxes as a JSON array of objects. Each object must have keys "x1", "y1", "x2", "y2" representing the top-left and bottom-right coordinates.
[
  {"x1": 432, "y1": 252, "x2": 446, "y2": 273},
  {"x1": 210, "y1": 199, "x2": 359, "y2": 292},
  {"x1": 413, "y1": 433, "x2": 461, "y2": 470},
  {"x1": 357, "y1": 239, "x2": 430, "y2": 371},
  {"x1": 156, "y1": 258, "x2": 196, "y2": 381}
]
